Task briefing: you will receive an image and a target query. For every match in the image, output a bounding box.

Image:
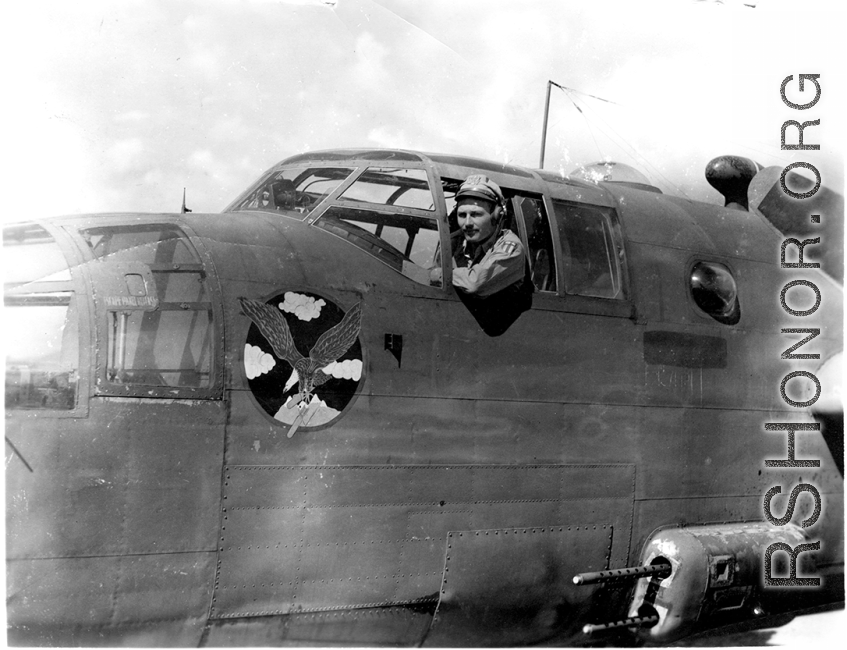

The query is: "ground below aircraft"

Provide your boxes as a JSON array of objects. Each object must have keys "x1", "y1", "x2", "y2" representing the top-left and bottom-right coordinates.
[{"x1": 4, "y1": 148, "x2": 843, "y2": 646}]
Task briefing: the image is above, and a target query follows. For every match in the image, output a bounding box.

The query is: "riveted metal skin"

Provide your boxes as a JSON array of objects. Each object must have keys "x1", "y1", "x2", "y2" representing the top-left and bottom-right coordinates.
[
  {"x1": 212, "y1": 465, "x2": 633, "y2": 626},
  {"x1": 204, "y1": 606, "x2": 434, "y2": 646},
  {"x1": 4, "y1": 148, "x2": 843, "y2": 646},
  {"x1": 425, "y1": 525, "x2": 613, "y2": 646}
]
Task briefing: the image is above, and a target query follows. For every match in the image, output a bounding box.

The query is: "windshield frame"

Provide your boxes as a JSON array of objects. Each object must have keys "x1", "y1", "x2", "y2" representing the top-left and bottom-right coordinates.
[{"x1": 222, "y1": 165, "x2": 357, "y2": 219}]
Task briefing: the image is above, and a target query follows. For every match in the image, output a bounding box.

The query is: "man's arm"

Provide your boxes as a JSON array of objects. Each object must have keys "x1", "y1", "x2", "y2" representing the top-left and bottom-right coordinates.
[{"x1": 452, "y1": 235, "x2": 526, "y2": 297}]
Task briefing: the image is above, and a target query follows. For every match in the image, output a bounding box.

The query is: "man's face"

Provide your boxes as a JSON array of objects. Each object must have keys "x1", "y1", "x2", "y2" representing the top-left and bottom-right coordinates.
[
  {"x1": 457, "y1": 198, "x2": 498, "y2": 245},
  {"x1": 276, "y1": 190, "x2": 297, "y2": 208}
]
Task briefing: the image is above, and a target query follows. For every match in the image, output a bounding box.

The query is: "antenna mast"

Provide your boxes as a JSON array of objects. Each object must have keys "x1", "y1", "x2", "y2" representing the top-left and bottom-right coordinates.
[
  {"x1": 539, "y1": 80, "x2": 553, "y2": 169},
  {"x1": 181, "y1": 188, "x2": 192, "y2": 214}
]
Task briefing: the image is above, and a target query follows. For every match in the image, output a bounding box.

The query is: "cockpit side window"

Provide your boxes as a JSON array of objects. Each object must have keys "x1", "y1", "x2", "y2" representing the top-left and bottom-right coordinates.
[
  {"x1": 317, "y1": 206, "x2": 441, "y2": 286},
  {"x1": 81, "y1": 225, "x2": 218, "y2": 395},
  {"x1": 225, "y1": 166, "x2": 354, "y2": 218},
  {"x1": 4, "y1": 224, "x2": 80, "y2": 411},
  {"x1": 315, "y1": 167, "x2": 441, "y2": 287},
  {"x1": 552, "y1": 201, "x2": 624, "y2": 300}
]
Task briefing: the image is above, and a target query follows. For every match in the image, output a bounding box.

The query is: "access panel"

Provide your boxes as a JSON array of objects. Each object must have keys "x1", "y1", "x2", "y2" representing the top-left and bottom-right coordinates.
[{"x1": 425, "y1": 524, "x2": 613, "y2": 646}]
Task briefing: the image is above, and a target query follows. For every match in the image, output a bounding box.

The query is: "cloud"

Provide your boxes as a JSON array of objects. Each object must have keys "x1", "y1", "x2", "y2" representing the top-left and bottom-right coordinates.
[
  {"x1": 106, "y1": 138, "x2": 146, "y2": 173},
  {"x1": 321, "y1": 359, "x2": 362, "y2": 381},
  {"x1": 367, "y1": 125, "x2": 435, "y2": 151},
  {"x1": 114, "y1": 110, "x2": 149, "y2": 123},
  {"x1": 188, "y1": 49, "x2": 221, "y2": 80},
  {"x1": 256, "y1": 0, "x2": 336, "y2": 5},
  {"x1": 279, "y1": 292, "x2": 326, "y2": 321},
  {"x1": 189, "y1": 149, "x2": 215, "y2": 168},
  {"x1": 244, "y1": 344, "x2": 276, "y2": 379},
  {"x1": 351, "y1": 32, "x2": 390, "y2": 89}
]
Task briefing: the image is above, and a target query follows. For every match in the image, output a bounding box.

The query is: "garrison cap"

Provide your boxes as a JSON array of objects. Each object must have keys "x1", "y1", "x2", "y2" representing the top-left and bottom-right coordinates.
[{"x1": 456, "y1": 174, "x2": 505, "y2": 207}]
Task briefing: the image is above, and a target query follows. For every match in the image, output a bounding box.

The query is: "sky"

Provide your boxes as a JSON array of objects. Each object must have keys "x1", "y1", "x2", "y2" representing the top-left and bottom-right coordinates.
[{"x1": 3, "y1": 0, "x2": 845, "y2": 221}]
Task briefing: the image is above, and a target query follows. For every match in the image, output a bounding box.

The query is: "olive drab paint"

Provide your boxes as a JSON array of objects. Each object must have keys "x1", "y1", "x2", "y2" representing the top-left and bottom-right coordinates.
[{"x1": 4, "y1": 144, "x2": 843, "y2": 645}]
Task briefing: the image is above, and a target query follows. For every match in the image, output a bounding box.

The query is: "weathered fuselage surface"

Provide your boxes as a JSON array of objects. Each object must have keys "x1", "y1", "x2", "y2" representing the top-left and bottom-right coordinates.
[{"x1": 4, "y1": 149, "x2": 843, "y2": 646}]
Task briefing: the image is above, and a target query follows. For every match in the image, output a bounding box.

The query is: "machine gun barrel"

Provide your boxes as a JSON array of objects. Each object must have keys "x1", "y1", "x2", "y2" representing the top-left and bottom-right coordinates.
[
  {"x1": 573, "y1": 562, "x2": 672, "y2": 585},
  {"x1": 582, "y1": 614, "x2": 660, "y2": 635}
]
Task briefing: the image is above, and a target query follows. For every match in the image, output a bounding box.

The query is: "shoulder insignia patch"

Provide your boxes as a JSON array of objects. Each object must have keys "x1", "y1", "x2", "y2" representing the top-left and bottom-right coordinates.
[{"x1": 498, "y1": 241, "x2": 518, "y2": 255}]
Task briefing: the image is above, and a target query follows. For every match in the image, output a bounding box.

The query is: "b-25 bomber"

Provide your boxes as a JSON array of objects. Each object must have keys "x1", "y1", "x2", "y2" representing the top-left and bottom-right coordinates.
[{"x1": 4, "y1": 148, "x2": 843, "y2": 646}]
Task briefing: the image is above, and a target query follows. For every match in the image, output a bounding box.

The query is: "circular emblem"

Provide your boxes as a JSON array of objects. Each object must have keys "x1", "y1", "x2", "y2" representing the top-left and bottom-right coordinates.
[{"x1": 239, "y1": 291, "x2": 363, "y2": 436}]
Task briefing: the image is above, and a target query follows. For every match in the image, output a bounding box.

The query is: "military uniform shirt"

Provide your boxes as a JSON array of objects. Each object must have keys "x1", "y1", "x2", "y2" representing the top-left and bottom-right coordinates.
[{"x1": 452, "y1": 229, "x2": 526, "y2": 298}]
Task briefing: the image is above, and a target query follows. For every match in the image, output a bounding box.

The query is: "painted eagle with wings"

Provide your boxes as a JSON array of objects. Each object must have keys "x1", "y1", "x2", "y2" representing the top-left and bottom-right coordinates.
[{"x1": 238, "y1": 297, "x2": 362, "y2": 435}]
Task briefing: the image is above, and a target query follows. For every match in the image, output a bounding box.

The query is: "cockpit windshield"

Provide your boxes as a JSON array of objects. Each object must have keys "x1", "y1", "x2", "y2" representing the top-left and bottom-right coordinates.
[
  {"x1": 3, "y1": 223, "x2": 72, "y2": 286},
  {"x1": 4, "y1": 224, "x2": 79, "y2": 410},
  {"x1": 224, "y1": 166, "x2": 354, "y2": 218}
]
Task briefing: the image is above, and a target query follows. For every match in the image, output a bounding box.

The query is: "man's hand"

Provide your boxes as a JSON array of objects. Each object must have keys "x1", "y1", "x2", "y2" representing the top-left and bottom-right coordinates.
[{"x1": 429, "y1": 265, "x2": 443, "y2": 286}]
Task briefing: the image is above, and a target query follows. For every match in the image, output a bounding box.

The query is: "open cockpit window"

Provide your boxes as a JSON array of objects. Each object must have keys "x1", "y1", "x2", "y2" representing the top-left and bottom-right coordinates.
[
  {"x1": 81, "y1": 225, "x2": 218, "y2": 395},
  {"x1": 441, "y1": 179, "x2": 556, "y2": 293},
  {"x1": 225, "y1": 166, "x2": 354, "y2": 218},
  {"x1": 4, "y1": 224, "x2": 80, "y2": 411},
  {"x1": 315, "y1": 167, "x2": 441, "y2": 286}
]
